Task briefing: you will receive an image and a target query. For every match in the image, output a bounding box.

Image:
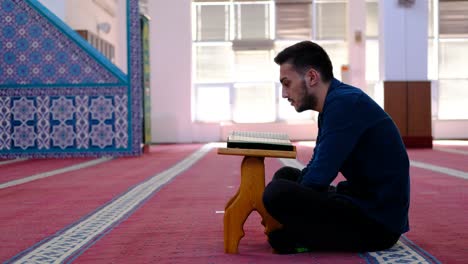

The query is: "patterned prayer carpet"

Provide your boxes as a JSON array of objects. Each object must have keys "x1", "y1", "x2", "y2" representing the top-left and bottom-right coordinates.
[{"x1": 0, "y1": 142, "x2": 466, "y2": 263}]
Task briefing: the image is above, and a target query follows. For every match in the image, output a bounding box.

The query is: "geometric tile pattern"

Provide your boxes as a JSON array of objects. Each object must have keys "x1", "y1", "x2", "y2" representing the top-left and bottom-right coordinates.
[
  {"x1": 126, "y1": 0, "x2": 143, "y2": 157},
  {"x1": 5, "y1": 144, "x2": 216, "y2": 264},
  {"x1": 0, "y1": 0, "x2": 142, "y2": 158},
  {"x1": 0, "y1": 94, "x2": 128, "y2": 151},
  {"x1": 0, "y1": 0, "x2": 120, "y2": 85}
]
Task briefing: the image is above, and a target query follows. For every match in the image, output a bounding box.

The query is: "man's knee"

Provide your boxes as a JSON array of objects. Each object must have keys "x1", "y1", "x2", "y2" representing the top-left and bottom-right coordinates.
[
  {"x1": 272, "y1": 166, "x2": 302, "y2": 182},
  {"x1": 263, "y1": 179, "x2": 293, "y2": 213}
]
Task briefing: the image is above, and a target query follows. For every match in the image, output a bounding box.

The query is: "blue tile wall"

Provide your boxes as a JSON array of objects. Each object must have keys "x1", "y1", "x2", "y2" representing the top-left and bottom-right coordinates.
[{"x1": 0, "y1": 0, "x2": 142, "y2": 158}]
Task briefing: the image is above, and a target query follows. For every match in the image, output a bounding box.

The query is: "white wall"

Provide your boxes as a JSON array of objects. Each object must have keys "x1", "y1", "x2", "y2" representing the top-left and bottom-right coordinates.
[
  {"x1": 148, "y1": 0, "x2": 195, "y2": 143},
  {"x1": 38, "y1": 0, "x2": 127, "y2": 73},
  {"x1": 66, "y1": 0, "x2": 118, "y2": 48},
  {"x1": 37, "y1": 1, "x2": 468, "y2": 142},
  {"x1": 379, "y1": 0, "x2": 428, "y2": 81},
  {"x1": 433, "y1": 120, "x2": 468, "y2": 139},
  {"x1": 146, "y1": 0, "x2": 321, "y2": 143},
  {"x1": 38, "y1": 0, "x2": 66, "y2": 20},
  {"x1": 347, "y1": 0, "x2": 366, "y2": 91},
  {"x1": 116, "y1": 0, "x2": 127, "y2": 74}
]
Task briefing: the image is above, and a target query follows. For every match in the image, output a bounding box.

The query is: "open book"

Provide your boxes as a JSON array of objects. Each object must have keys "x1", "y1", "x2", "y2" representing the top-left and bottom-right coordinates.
[{"x1": 227, "y1": 131, "x2": 294, "y2": 151}]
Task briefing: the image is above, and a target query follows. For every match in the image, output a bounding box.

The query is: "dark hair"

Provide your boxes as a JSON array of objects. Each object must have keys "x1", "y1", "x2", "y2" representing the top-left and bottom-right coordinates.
[{"x1": 274, "y1": 41, "x2": 334, "y2": 82}]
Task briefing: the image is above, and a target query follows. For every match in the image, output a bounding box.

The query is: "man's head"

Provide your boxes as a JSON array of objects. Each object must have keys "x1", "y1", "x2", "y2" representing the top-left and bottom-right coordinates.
[{"x1": 274, "y1": 41, "x2": 334, "y2": 112}]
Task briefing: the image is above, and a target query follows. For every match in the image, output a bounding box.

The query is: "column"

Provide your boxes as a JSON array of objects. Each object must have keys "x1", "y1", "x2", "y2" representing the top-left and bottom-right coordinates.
[
  {"x1": 347, "y1": 0, "x2": 366, "y2": 92},
  {"x1": 148, "y1": 0, "x2": 193, "y2": 143},
  {"x1": 379, "y1": 0, "x2": 432, "y2": 148}
]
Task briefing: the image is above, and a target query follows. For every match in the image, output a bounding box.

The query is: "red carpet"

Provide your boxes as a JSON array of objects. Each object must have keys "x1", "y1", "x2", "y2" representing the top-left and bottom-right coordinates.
[
  {"x1": 0, "y1": 144, "x2": 201, "y2": 261},
  {"x1": 409, "y1": 149, "x2": 468, "y2": 172},
  {"x1": 406, "y1": 165, "x2": 468, "y2": 264},
  {"x1": 1, "y1": 143, "x2": 466, "y2": 263},
  {"x1": 72, "y1": 149, "x2": 364, "y2": 264},
  {"x1": 0, "y1": 158, "x2": 95, "y2": 184}
]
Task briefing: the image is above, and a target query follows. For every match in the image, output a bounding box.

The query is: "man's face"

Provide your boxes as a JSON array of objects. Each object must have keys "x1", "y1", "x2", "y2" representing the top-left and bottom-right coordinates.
[{"x1": 279, "y1": 63, "x2": 317, "y2": 112}]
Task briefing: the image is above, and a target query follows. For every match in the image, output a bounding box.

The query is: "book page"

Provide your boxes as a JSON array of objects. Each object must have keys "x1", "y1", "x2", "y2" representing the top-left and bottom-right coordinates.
[{"x1": 228, "y1": 131, "x2": 292, "y2": 146}]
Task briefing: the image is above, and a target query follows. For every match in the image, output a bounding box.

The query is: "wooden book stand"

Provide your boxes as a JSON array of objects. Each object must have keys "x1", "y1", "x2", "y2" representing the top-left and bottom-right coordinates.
[{"x1": 217, "y1": 147, "x2": 297, "y2": 253}]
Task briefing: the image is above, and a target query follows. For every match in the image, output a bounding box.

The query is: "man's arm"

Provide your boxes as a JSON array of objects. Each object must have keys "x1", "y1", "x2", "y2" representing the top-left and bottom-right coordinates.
[{"x1": 300, "y1": 93, "x2": 377, "y2": 188}]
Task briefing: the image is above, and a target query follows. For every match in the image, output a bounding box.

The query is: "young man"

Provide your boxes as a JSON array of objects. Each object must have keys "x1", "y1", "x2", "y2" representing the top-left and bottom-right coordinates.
[{"x1": 263, "y1": 41, "x2": 410, "y2": 253}]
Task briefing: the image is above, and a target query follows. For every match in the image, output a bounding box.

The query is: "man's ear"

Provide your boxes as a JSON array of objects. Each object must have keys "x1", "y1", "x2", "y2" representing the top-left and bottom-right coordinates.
[{"x1": 306, "y1": 68, "x2": 320, "y2": 86}]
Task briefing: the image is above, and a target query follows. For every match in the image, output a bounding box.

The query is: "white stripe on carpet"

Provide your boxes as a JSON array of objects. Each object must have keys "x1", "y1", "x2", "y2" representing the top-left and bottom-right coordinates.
[
  {"x1": 410, "y1": 160, "x2": 468, "y2": 180},
  {"x1": 8, "y1": 143, "x2": 220, "y2": 264},
  {"x1": 434, "y1": 147, "x2": 468, "y2": 156},
  {"x1": 0, "y1": 157, "x2": 113, "y2": 190},
  {"x1": 0, "y1": 158, "x2": 28, "y2": 166},
  {"x1": 279, "y1": 158, "x2": 467, "y2": 180}
]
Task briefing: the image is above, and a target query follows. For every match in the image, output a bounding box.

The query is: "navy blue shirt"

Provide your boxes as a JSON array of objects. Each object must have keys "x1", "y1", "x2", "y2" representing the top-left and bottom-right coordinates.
[{"x1": 301, "y1": 78, "x2": 410, "y2": 234}]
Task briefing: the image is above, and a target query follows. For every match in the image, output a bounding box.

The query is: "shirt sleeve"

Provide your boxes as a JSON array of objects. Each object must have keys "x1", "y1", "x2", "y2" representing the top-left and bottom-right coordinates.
[{"x1": 300, "y1": 93, "x2": 368, "y2": 188}]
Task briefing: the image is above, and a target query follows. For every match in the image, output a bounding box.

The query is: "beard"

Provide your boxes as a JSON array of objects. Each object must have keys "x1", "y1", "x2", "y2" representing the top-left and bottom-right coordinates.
[{"x1": 295, "y1": 78, "x2": 318, "y2": 112}]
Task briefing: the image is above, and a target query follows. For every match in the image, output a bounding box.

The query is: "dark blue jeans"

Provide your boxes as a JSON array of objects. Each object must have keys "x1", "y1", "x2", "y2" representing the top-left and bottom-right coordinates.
[{"x1": 263, "y1": 166, "x2": 400, "y2": 253}]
